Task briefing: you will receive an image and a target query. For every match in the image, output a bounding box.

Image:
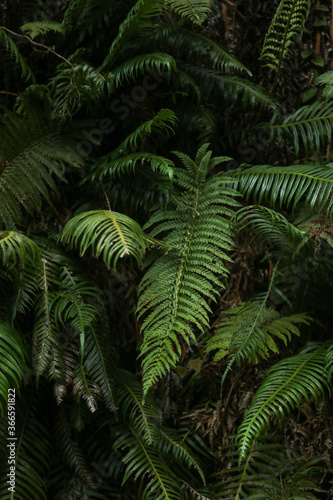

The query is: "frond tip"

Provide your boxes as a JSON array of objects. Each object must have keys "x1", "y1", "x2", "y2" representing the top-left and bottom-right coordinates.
[{"x1": 61, "y1": 210, "x2": 147, "y2": 268}]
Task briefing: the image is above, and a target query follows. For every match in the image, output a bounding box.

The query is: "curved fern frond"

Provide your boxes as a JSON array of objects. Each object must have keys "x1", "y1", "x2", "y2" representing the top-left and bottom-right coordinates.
[
  {"x1": 116, "y1": 369, "x2": 160, "y2": 444},
  {"x1": 20, "y1": 20, "x2": 66, "y2": 39},
  {"x1": 254, "y1": 100, "x2": 333, "y2": 157},
  {"x1": 112, "y1": 52, "x2": 177, "y2": 87},
  {"x1": 0, "y1": 322, "x2": 28, "y2": 413},
  {"x1": 236, "y1": 343, "x2": 328, "y2": 462},
  {"x1": 225, "y1": 163, "x2": 333, "y2": 216},
  {"x1": 260, "y1": 0, "x2": 311, "y2": 74},
  {"x1": 93, "y1": 109, "x2": 177, "y2": 180},
  {"x1": 232, "y1": 206, "x2": 307, "y2": 256},
  {"x1": 62, "y1": 210, "x2": 147, "y2": 268},
  {"x1": 184, "y1": 66, "x2": 276, "y2": 109},
  {"x1": 97, "y1": 152, "x2": 175, "y2": 181},
  {"x1": 0, "y1": 231, "x2": 40, "y2": 266},
  {"x1": 0, "y1": 103, "x2": 83, "y2": 228},
  {"x1": 166, "y1": 0, "x2": 213, "y2": 24},
  {"x1": 114, "y1": 422, "x2": 185, "y2": 500},
  {"x1": 0, "y1": 27, "x2": 34, "y2": 81},
  {"x1": 137, "y1": 145, "x2": 240, "y2": 396},
  {"x1": 315, "y1": 70, "x2": 333, "y2": 100}
]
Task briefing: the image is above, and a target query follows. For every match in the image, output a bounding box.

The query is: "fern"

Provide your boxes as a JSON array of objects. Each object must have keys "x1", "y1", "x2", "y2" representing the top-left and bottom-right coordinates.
[
  {"x1": 225, "y1": 163, "x2": 333, "y2": 216},
  {"x1": 232, "y1": 206, "x2": 307, "y2": 256},
  {"x1": 315, "y1": 70, "x2": 333, "y2": 99},
  {"x1": 62, "y1": 210, "x2": 147, "y2": 268},
  {"x1": 0, "y1": 103, "x2": 83, "y2": 228},
  {"x1": 112, "y1": 52, "x2": 177, "y2": 87},
  {"x1": 98, "y1": 153, "x2": 175, "y2": 181},
  {"x1": 236, "y1": 343, "x2": 329, "y2": 462},
  {"x1": 137, "y1": 145, "x2": 240, "y2": 396},
  {"x1": 0, "y1": 27, "x2": 34, "y2": 81},
  {"x1": 20, "y1": 20, "x2": 66, "y2": 39},
  {"x1": 166, "y1": 0, "x2": 213, "y2": 24},
  {"x1": 0, "y1": 231, "x2": 40, "y2": 266},
  {"x1": 260, "y1": 0, "x2": 311, "y2": 74}
]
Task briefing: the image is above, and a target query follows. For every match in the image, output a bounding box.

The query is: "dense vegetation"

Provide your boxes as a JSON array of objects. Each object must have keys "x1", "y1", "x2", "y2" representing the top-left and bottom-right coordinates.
[{"x1": 1, "y1": 0, "x2": 333, "y2": 498}]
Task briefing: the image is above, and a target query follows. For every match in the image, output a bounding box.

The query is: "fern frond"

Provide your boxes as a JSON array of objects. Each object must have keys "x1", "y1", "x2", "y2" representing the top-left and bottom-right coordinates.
[
  {"x1": 32, "y1": 256, "x2": 63, "y2": 382},
  {"x1": 236, "y1": 343, "x2": 328, "y2": 462},
  {"x1": 20, "y1": 20, "x2": 66, "y2": 39},
  {"x1": 225, "y1": 163, "x2": 333, "y2": 216},
  {"x1": 232, "y1": 206, "x2": 307, "y2": 256},
  {"x1": 137, "y1": 146, "x2": 240, "y2": 396},
  {"x1": 315, "y1": 70, "x2": 333, "y2": 99},
  {"x1": 207, "y1": 285, "x2": 310, "y2": 389},
  {"x1": 255, "y1": 100, "x2": 333, "y2": 157},
  {"x1": 0, "y1": 231, "x2": 40, "y2": 266},
  {"x1": 260, "y1": 0, "x2": 311, "y2": 73},
  {"x1": 62, "y1": 210, "x2": 147, "y2": 268},
  {"x1": 7, "y1": 266, "x2": 38, "y2": 321},
  {"x1": 116, "y1": 369, "x2": 160, "y2": 444},
  {"x1": 184, "y1": 66, "x2": 276, "y2": 109},
  {"x1": 98, "y1": 152, "x2": 175, "y2": 181},
  {"x1": 0, "y1": 322, "x2": 28, "y2": 413},
  {"x1": 103, "y1": 109, "x2": 177, "y2": 162},
  {"x1": 0, "y1": 103, "x2": 83, "y2": 228},
  {"x1": 81, "y1": 325, "x2": 117, "y2": 411},
  {"x1": 166, "y1": 0, "x2": 213, "y2": 24},
  {"x1": 114, "y1": 422, "x2": 185, "y2": 499},
  {"x1": 0, "y1": 27, "x2": 34, "y2": 81},
  {"x1": 112, "y1": 52, "x2": 177, "y2": 87}
]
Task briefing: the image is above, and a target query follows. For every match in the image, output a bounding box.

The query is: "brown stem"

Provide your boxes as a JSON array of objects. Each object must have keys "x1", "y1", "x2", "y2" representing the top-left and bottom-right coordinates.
[{"x1": 0, "y1": 26, "x2": 73, "y2": 67}]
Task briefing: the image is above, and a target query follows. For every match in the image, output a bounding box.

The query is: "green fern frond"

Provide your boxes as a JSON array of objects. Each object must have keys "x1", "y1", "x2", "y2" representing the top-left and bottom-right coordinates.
[
  {"x1": 207, "y1": 285, "x2": 310, "y2": 388},
  {"x1": 98, "y1": 152, "x2": 175, "y2": 181},
  {"x1": 0, "y1": 27, "x2": 34, "y2": 81},
  {"x1": 0, "y1": 322, "x2": 28, "y2": 413},
  {"x1": 81, "y1": 325, "x2": 116, "y2": 411},
  {"x1": 7, "y1": 266, "x2": 38, "y2": 321},
  {"x1": 137, "y1": 145, "x2": 240, "y2": 396},
  {"x1": 236, "y1": 343, "x2": 328, "y2": 462},
  {"x1": 51, "y1": 62, "x2": 114, "y2": 119},
  {"x1": 32, "y1": 257, "x2": 63, "y2": 382},
  {"x1": 260, "y1": 0, "x2": 311, "y2": 73},
  {"x1": 255, "y1": 100, "x2": 333, "y2": 157},
  {"x1": 55, "y1": 405, "x2": 97, "y2": 489},
  {"x1": 184, "y1": 66, "x2": 276, "y2": 109},
  {"x1": 116, "y1": 369, "x2": 160, "y2": 444},
  {"x1": 20, "y1": 20, "x2": 66, "y2": 39},
  {"x1": 114, "y1": 422, "x2": 185, "y2": 499},
  {"x1": 112, "y1": 52, "x2": 177, "y2": 87},
  {"x1": 226, "y1": 163, "x2": 333, "y2": 216},
  {"x1": 315, "y1": 71, "x2": 333, "y2": 99},
  {"x1": 62, "y1": 210, "x2": 147, "y2": 268},
  {"x1": 232, "y1": 206, "x2": 307, "y2": 256},
  {"x1": 106, "y1": 109, "x2": 177, "y2": 159},
  {"x1": 0, "y1": 231, "x2": 40, "y2": 266},
  {"x1": 0, "y1": 103, "x2": 83, "y2": 228},
  {"x1": 167, "y1": 0, "x2": 213, "y2": 24}
]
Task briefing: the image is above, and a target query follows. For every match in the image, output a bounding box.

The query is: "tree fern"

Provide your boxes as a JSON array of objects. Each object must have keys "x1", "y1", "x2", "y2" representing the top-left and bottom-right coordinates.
[
  {"x1": 0, "y1": 231, "x2": 40, "y2": 266},
  {"x1": 137, "y1": 145, "x2": 240, "y2": 396},
  {"x1": 62, "y1": 210, "x2": 147, "y2": 268},
  {"x1": 225, "y1": 163, "x2": 333, "y2": 216},
  {"x1": 236, "y1": 343, "x2": 329, "y2": 462},
  {"x1": 260, "y1": 0, "x2": 311, "y2": 74}
]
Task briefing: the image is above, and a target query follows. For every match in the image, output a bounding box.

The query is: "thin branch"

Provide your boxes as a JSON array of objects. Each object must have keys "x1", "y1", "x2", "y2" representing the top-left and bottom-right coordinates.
[{"x1": 0, "y1": 26, "x2": 73, "y2": 67}]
